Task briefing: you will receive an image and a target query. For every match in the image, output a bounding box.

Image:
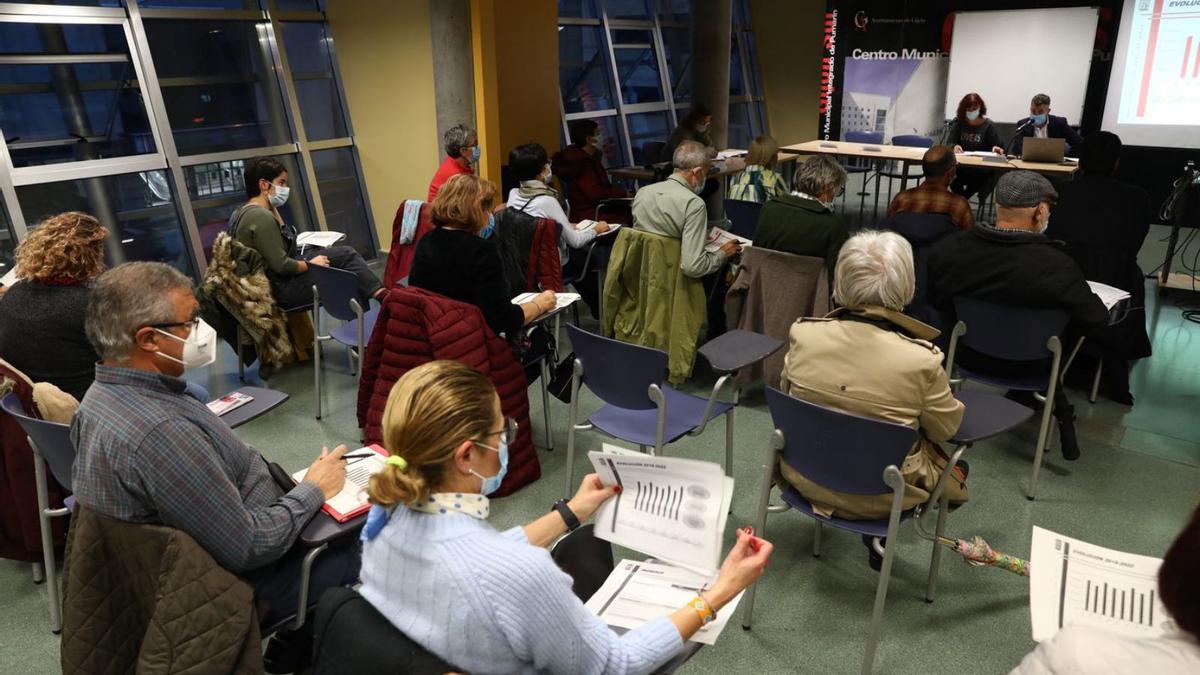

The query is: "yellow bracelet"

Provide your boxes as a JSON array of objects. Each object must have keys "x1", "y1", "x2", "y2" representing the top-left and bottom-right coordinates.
[{"x1": 689, "y1": 595, "x2": 716, "y2": 625}]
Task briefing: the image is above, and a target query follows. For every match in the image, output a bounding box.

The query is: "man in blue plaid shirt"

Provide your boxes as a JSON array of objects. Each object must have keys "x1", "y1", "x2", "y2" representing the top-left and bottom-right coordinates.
[{"x1": 70, "y1": 262, "x2": 356, "y2": 664}]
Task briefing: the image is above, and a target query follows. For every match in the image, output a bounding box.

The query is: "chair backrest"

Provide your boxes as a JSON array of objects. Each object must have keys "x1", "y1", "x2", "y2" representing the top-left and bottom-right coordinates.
[
  {"x1": 0, "y1": 392, "x2": 74, "y2": 490},
  {"x1": 311, "y1": 587, "x2": 457, "y2": 675},
  {"x1": 309, "y1": 264, "x2": 361, "y2": 322},
  {"x1": 881, "y1": 212, "x2": 956, "y2": 245},
  {"x1": 842, "y1": 131, "x2": 883, "y2": 171},
  {"x1": 766, "y1": 387, "x2": 916, "y2": 495},
  {"x1": 953, "y1": 296, "x2": 1069, "y2": 362},
  {"x1": 891, "y1": 134, "x2": 934, "y2": 148},
  {"x1": 724, "y1": 199, "x2": 763, "y2": 239},
  {"x1": 642, "y1": 140, "x2": 666, "y2": 166},
  {"x1": 567, "y1": 324, "x2": 667, "y2": 410}
]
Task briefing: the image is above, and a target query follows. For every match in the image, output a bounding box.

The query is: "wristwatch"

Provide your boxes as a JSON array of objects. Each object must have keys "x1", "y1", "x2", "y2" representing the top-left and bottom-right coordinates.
[{"x1": 553, "y1": 499, "x2": 581, "y2": 532}]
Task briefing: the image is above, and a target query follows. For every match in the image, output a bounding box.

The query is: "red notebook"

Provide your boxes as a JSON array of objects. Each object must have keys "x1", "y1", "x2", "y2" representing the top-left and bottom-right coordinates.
[{"x1": 291, "y1": 443, "x2": 389, "y2": 522}]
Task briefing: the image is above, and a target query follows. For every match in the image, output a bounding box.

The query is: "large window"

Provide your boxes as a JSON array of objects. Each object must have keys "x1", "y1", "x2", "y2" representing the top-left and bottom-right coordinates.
[
  {"x1": 0, "y1": 0, "x2": 377, "y2": 280},
  {"x1": 557, "y1": 0, "x2": 768, "y2": 166}
]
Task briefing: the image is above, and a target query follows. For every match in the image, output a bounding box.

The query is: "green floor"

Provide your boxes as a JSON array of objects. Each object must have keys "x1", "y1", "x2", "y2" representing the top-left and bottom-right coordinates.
[{"x1": 2, "y1": 229, "x2": 1198, "y2": 674}]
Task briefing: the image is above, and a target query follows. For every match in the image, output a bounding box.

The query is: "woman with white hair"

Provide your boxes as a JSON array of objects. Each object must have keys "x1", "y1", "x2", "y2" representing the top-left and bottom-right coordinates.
[{"x1": 779, "y1": 230, "x2": 968, "y2": 569}]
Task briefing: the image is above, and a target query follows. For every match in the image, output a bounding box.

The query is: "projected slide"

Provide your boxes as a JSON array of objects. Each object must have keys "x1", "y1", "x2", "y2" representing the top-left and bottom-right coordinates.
[{"x1": 1116, "y1": 0, "x2": 1200, "y2": 126}]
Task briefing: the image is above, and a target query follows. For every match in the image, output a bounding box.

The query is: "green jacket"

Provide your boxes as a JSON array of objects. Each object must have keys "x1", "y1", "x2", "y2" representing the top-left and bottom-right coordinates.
[
  {"x1": 229, "y1": 204, "x2": 300, "y2": 277},
  {"x1": 753, "y1": 193, "x2": 849, "y2": 283},
  {"x1": 602, "y1": 228, "x2": 706, "y2": 385}
]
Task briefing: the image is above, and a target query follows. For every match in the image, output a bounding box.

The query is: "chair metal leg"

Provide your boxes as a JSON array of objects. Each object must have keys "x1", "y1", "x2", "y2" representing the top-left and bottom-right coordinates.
[
  {"x1": 313, "y1": 305, "x2": 322, "y2": 420},
  {"x1": 1027, "y1": 390, "x2": 1057, "y2": 501},
  {"x1": 31, "y1": 561, "x2": 44, "y2": 584},
  {"x1": 862, "y1": 472, "x2": 906, "y2": 675},
  {"x1": 236, "y1": 325, "x2": 245, "y2": 382},
  {"x1": 925, "y1": 491, "x2": 951, "y2": 603},
  {"x1": 539, "y1": 359, "x2": 553, "y2": 451},
  {"x1": 812, "y1": 520, "x2": 822, "y2": 558},
  {"x1": 741, "y1": 442, "x2": 779, "y2": 631},
  {"x1": 1089, "y1": 360, "x2": 1103, "y2": 404},
  {"x1": 288, "y1": 543, "x2": 328, "y2": 631},
  {"x1": 565, "y1": 369, "x2": 581, "y2": 496},
  {"x1": 33, "y1": 452, "x2": 61, "y2": 633},
  {"x1": 723, "y1": 407, "x2": 734, "y2": 478}
]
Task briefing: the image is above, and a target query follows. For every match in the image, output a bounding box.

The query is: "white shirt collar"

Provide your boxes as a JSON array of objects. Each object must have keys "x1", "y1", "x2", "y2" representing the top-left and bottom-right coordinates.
[{"x1": 408, "y1": 492, "x2": 490, "y2": 520}]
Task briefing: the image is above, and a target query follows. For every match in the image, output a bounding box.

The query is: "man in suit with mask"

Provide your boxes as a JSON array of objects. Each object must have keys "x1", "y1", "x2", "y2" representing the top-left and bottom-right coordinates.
[{"x1": 1012, "y1": 93, "x2": 1084, "y2": 157}]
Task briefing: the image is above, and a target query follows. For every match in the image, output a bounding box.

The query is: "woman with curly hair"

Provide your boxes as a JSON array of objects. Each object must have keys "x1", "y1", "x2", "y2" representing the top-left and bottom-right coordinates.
[{"x1": 0, "y1": 211, "x2": 107, "y2": 400}]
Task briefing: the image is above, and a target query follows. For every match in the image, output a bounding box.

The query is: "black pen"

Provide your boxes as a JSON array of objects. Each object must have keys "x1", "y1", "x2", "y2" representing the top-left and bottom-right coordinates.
[{"x1": 342, "y1": 452, "x2": 378, "y2": 461}]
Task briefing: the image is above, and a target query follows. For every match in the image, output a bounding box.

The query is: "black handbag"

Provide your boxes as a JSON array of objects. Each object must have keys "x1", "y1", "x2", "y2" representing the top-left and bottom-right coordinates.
[{"x1": 548, "y1": 349, "x2": 576, "y2": 403}]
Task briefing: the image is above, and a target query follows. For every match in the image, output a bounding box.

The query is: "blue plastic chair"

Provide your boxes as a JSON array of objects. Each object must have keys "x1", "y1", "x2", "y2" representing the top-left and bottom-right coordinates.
[
  {"x1": 1, "y1": 393, "x2": 75, "y2": 634},
  {"x1": 723, "y1": 199, "x2": 763, "y2": 239},
  {"x1": 564, "y1": 325, "x2": 735, "y2": 495},
  {"x1": 945, "y1": 296, "x2": 1084, "y2": 499},
  {"x1": 740, "y1": 387, "x2": 971, "y2": 675},
  {"x1": 874, "y1": 134, "x2": 935, "y2": 217},
  {"x1": 309, "y1": 264, "x2": 380, "y2": 420}
]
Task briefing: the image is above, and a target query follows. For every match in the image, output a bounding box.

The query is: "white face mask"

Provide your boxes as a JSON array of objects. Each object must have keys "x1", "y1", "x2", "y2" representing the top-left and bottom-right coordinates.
[
  {"x1": 965, "y1": 109, "x2": 981, "y2": 121},
  {"x1": 268, "y1": 184, "x2": 290, "y2": 208},
  {"x1": 155, "y1": 318, "x2": 217, "y2": 370},
  {"x1": 542, "y1": 164, "x2": 553, "y2": 184}
]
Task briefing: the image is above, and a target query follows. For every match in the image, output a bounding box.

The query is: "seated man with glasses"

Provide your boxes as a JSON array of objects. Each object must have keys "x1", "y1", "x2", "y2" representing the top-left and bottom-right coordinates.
[
  {"x1": 71, "y1": 261, "x2": 358, "y2": 669},
  {"x1": 753, "y1": 153, "x2": 850, "y2": 284}
]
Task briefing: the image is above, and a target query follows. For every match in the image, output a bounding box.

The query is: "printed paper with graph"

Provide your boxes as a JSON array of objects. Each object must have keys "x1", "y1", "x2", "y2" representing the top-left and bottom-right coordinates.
[
  {"x1": 1029, "y1": 525, "x2": 1170, "y2": 642},
  {"x1": 589, "y1": 451, "x2": 732, "y2": 574}
]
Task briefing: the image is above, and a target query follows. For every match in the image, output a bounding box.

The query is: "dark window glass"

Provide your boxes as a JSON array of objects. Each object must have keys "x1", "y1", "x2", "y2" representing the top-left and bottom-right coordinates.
[
  {"x1": 17, "y1": 171, "x2": 196, "y2": 278},
  {"x1": 730, "y1": 36, "x2": 745, "y2": 97},
  {"x1": 755, "y1": 101, "x2": 769, "y2": 137},
  {"x1": 558, "y1": 0, "x2": 600, "y2": 19},
  {"x1": 559, "y1": 25, "x2": 616, "y2": 113},
  {"x1": 0, "y1": 195, "x2": 16, "y2": 275},
  {"x1": 605, "y1": 0, "x2": 650, "y2": 20},
  {"x1": 186, "y1": 154, "x2": 316, "y2": 260},
  {"x1": 311, "y1": 147, "x2": 375, "y2": 259},
  {"x1": 744, "y1": 30, "x2": 763, "y2": 98},
  {"x1": 626, "y1": 110, "x2": 670, "y2": 165},
  {"x1": 657, "y1": 0, "x2": 690, "y2": 22},
  {"x1": 728, "y1": 101, "x2": 752, "y2": 150},
  {"x1": 734, "y1": 0, "x2": 750, "y2": 28},
  {"x1": 611, "y1": 29, "x2": 652, "y2": 45},
  {"x1": 281, "y1": 22, "x2": 348, "y2": 141},
  {"x1": 660, "y1": 25, "x2": 690, "y2": 103},
  {"x1": 0, "y1": 23, "x2": 157, "y2": 168},
  {"x1": 276, "y1": 0, "x2": 321, "y2": 9},
  {"x1": 139, "y1": 1, "x2": 259, "y2": 8},
  {"x1": 144, "y1": 19, "x2": 292, "y2": 155},
  {"x1": 614, "y1": 47, "x2": 663, "y2": 105}
]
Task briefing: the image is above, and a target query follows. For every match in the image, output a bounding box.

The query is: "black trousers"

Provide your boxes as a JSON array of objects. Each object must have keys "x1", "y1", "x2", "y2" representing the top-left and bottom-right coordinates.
[
  {"x1": 270, "y1": 245, "x2": 382, "y2": 310},
  {"x1": 956, "y1": 347, "x2": 1076, "y2": 430},
  {"x1": 246, "y1": 536, "x2": 362, "y2": 630},
  {"x1": 951, "y1": 167, "x2": 994, "y2": 201}
]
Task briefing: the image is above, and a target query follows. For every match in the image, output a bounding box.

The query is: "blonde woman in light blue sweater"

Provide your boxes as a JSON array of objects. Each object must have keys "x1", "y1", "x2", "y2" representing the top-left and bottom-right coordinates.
[{"x1": 359, "y1": 360, "x2": 773, "y2": 675}]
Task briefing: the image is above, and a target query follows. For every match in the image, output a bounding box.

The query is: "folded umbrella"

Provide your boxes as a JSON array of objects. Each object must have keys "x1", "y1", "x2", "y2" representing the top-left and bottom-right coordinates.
[{"x1": 938, "y1": 535, "x2": 1030, "y2": 576}]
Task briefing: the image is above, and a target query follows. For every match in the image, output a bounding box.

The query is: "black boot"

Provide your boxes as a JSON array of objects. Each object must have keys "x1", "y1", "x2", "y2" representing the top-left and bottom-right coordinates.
[{"x1": 1057, "y1": 402, "x2": 1080, "y2": 461}]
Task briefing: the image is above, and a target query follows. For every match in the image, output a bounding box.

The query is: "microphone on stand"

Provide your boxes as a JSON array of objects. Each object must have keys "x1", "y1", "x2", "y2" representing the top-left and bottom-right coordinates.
[{"x1": 1006, "y1": 118, "x2": 1034, "y2": 157}]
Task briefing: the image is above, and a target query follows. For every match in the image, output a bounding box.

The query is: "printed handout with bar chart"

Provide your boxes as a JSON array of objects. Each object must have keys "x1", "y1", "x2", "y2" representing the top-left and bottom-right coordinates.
[
  {"x1": 589, "y1": 451, "x2": 732, "y2": 574},
  {"x1": 1029, "y1": 526, "x2": 1170, "y2": 642}
]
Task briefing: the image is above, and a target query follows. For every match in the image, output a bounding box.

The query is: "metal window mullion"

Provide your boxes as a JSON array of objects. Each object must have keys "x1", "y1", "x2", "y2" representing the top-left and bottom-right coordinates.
[
  {"x1": 0, "y1": 137, "x2": 27, "y2": 239},
  {"x1": 0, "y1": 7, "x2": 125, "y2": 21},
  {"x1": 599, "y1": 1, "x2": 634, "y2": 166},
  {"x1": 0, "y1": 53, "x2": 128, "y2": 65},
  {"x1": 564, "y1": 109, "x2": 618, "y2": 121},
  {"x1": 264, "y1": 0, "x2": 327, "y2": 233},
  {"x1": 137, "y1": 8, "x2": 266, "y2": 20},
  {"x1": 651, "y1": 11, "x2": 676, "y2": 126},
  {"x1": 557, "y1": 17, "x2": 602, "y2": 26},
  {"x1": 274, "y1": 10, "x2": 325, "y2": 22},
  {"x1": 179, "y1": 143, "x2": 300, "y2": 167},
  {"x1": 320, "y1": 18, "x2": 377, "y2": 250},
  {"x1": 127, "y1": 0, "x2": 207, "y2": 278},
  {"x1": 306, "y1": 137, "x2": 353, "y2": 151},
  {"x1": 9, "y1": 154, "x2": 168, "y2": 186}
]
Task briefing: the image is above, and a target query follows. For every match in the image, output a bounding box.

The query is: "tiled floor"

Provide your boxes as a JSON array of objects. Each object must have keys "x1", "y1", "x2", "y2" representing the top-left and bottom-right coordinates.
[{"x1": 1, "y1": 217, "x2": 1197, "y2": 674}]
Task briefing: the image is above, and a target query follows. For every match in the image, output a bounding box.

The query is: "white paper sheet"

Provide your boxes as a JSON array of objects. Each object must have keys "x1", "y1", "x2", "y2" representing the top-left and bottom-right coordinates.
[
  {"x1": 715, "y1": 149, "x2": 746, "y2": 160},
  {"x1": 1029, "y1": 526, "x2": 1168, "y2": 642},
  {"x1": 511, "y1": 291, "x2": 581, "y2": 310},
  {"x1": 293, "y1": 445, "x2": 387, "y2": 519},
  {"x1": 589, "y1": 451, "x2": 731, "y2": 574},
  {"x1": 960, "y1": 150, "x2": 1006, "y2": 157},
  {"x1": 296, "y1": 231, "x2": 345, "y2": 248},
  {"x1": 1087, "y1": 281, "x2": 1132, "y2": 311},
  {"x1": 0, "y1": 266, "x2": 20, "y2": 287},
  {"x1": 704, "y1": 227, "x2": 752, "y2": 253},
  {"x1": 585, "y1": 559, "x2": 743, "y2": 645}
]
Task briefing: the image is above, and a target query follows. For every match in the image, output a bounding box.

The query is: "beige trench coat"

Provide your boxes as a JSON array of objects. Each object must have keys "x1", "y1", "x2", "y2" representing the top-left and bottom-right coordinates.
[{"x1": 779, "y1": 305, "x2": 968, "y2": 520}]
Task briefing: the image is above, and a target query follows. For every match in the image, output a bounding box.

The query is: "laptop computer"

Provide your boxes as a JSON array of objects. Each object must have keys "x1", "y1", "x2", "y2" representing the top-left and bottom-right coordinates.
[{"x1": 1021, "y1": 137, "x2": 1066, "y2": 164}]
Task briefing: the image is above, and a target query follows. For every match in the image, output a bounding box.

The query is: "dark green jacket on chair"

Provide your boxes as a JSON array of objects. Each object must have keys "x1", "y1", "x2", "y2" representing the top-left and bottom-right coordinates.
[
  {"x1": 601, "y1": 228, "x2": 706, "y2": 385},
  {"x1": 753, "y1": 193, "x2": 849, "y2": 283}
]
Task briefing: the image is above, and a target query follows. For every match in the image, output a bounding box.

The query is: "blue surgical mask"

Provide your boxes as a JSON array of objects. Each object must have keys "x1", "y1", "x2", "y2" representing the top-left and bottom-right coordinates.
[
  {"x1": 470, "y1": 145, "x2": 481, "y2": 162},
  {"x1": 469, "y1": 438, "x2": 508, "y2": 496},
  {"x1": 1030, "y1": 113, "x2": 1048, "y2": 126},
  {"x1": 965, "y1": 109, "x2": 980, "y2": 121},
  {"x1": 480, "y1": 213, "x2": 496, "y2": 239}
]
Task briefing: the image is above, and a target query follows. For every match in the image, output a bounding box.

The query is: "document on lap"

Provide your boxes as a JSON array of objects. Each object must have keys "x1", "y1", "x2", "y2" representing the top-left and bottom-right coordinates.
[
  {"x1": 704, "y1": 227, "x2": 751, "y2": 254},
  {"x1": 1087, "y1": 281, "x2": 1131, "y2": 311},
  {"x1": 291, "y1": 443, "x2": 388, "y2": 522},
  {"x1": 511, "y1": 292, "x2": 581, "y2": 311},
  {"x1": 296, "y1": 231, "x2": 345, "y2": 248},
  {"x1": 585, "y1": 558, "x2": 744, "y2": 645}
]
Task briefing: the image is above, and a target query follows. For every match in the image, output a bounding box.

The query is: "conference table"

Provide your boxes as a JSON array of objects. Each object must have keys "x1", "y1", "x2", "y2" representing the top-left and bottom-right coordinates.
[{"x1": 780, "y1": 139, "x2": 1080, "y2": 224}]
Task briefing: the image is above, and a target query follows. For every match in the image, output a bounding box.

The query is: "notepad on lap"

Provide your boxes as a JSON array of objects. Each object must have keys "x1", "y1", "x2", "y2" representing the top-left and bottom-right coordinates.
[
  {"x1": 1088, "y1": 281, "x2": 1131, "y2": 311},
  {"x1": 704, "y1": 227, "x2": 752, "y2": 253},
  {"x1": 296, "y1": 231, "x2": 345, "y2": 248},
  {"x1": 291, "y1": 443, "x2": 388, "y2": 522},
  {"x1": 512, "y1": 292, "x2": 581, "y2": 311}
]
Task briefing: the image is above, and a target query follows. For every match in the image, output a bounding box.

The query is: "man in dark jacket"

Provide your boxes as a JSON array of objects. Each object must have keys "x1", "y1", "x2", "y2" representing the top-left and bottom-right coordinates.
[
  {"x1": 552, "y1": 119, "x2": 630, "y2": 223},
  {"x1": 1047, "y1": 131, "x2": 1151, "y2": 404},
  {"x1": 1012, "y1": 93, "x2": 1084, "y2": 157},
  {"x1": 929, "y1": 171, "x2": 1108, "y2": 460}
]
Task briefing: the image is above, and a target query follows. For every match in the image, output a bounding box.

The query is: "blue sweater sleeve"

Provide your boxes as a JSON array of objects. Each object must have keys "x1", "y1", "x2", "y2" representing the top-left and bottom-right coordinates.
[{"x1": 486, "y1": 548, "x2": 683, "y2": 675}]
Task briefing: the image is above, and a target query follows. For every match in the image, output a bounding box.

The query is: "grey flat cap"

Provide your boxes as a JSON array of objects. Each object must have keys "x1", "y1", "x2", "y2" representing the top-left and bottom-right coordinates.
[{"x1": 994, "y1": 170, "x2": 1058, "y2": 208}]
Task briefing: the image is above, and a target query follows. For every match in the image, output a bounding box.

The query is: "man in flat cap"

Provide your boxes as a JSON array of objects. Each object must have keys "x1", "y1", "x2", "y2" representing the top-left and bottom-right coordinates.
[{"x1": 928, "y1": 170, "x2": 1108, "y2": 461}]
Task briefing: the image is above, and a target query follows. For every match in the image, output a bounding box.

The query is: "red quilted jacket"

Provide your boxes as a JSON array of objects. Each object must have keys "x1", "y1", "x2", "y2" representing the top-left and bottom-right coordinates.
[
  {"x1": 383, "y1": 200, "x2": 562, "y2": 293},
  {"x1": 355, "y1": 288, "x2": 540, "y2": 497}
]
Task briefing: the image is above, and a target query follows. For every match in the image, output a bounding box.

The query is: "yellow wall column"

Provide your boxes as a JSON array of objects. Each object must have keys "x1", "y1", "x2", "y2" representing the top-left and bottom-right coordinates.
[{"x1": 750, "y1": 0, "x2": 825, "y2": 144}]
